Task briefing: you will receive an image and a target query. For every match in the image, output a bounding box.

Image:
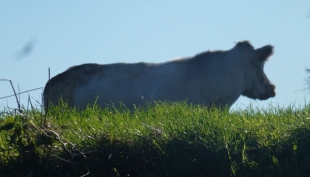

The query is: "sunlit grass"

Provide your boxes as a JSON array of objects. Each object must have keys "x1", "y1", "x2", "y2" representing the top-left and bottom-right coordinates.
[{"x1": 1, "y1": 102, "x2": 310, "y2": 176}]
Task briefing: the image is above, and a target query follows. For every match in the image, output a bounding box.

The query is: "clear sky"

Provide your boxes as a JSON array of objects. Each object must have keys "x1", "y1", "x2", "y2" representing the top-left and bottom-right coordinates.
[{"x1": 1, "y1": 1, "x2": 310, "y2": 110}]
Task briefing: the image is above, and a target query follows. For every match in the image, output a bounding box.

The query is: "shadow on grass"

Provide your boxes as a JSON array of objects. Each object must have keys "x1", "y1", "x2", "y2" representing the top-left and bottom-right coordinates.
[{"x1": 1, "y1": 129, "x2": 310, "y2": 177}]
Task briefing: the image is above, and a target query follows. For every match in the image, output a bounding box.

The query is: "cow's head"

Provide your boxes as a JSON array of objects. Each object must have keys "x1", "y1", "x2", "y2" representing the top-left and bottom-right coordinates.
[{"x1": 236, "y1": 41, "x2": 276, "y2": 100}]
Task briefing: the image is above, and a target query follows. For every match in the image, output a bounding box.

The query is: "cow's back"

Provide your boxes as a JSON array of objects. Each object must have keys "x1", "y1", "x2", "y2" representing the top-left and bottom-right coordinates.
[
  {"x1": 44, "y1": 53, "x2": 234, "y2": 109},
  {"x1": 44, "y1": 61, "x2": 183, "y2": 108},
  {"x1": 70, "y1": 61, "x2": 190, "y2": 108}
]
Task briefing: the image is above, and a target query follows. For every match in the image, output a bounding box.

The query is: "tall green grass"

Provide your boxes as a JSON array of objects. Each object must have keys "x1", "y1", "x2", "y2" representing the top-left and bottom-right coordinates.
[{"x1": 1, "y1": 102, "x2": 310, "y2": 176}]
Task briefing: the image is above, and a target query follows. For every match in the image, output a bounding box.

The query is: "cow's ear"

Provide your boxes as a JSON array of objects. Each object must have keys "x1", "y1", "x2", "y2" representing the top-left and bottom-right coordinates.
[
  {"x1": 236, "y1": 41, "x2": 254, "y2": 50},
  {"x1": 256, "y1": 45, "x2": 273, "y2": 61}
]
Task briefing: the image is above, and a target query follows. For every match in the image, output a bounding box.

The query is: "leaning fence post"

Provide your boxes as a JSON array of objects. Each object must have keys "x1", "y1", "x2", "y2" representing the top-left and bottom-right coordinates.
[{"x1": 0, "y1": 79, "x2": 21, "y2": 112}]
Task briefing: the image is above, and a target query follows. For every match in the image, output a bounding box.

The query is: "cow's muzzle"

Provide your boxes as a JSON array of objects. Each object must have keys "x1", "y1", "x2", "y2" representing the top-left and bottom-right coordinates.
[{"x1": 258, "y1": 84, "x2": 276, "y2": 100}]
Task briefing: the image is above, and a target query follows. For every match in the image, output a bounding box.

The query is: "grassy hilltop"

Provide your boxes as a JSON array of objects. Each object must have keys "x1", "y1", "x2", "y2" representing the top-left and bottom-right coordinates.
[{"x1": 1, "y1": 102, "x2": 310, "y2": 177}]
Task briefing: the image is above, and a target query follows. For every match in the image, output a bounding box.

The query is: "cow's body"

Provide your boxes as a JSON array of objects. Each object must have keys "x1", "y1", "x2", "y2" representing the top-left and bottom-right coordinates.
[{"x1": 44, "y1": 41, "x2": 276, "y2": 109}]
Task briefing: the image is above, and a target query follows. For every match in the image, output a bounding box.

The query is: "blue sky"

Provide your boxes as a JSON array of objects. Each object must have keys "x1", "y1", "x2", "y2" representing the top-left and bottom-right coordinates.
[{"x1": 1, "y1": 1, "x2": 310, "y2": 110}]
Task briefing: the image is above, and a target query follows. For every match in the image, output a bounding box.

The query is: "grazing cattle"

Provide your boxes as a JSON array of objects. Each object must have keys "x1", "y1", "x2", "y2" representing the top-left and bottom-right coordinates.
[{"x1": 43, "y1": 41, "x2": 276, "y2": 110}]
